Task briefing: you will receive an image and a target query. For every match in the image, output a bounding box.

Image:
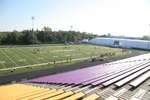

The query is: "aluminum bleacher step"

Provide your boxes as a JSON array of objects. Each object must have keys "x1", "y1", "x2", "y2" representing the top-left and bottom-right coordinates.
[
  {"x1": 115, "y1": 66, "x2": 150, "y2": 87},
  {"x1": 102, "y1": 63, "x2": 150, "y2": 87},
  {"x1": 129, "y1": 71, "x2": 150, "y2": 87}
]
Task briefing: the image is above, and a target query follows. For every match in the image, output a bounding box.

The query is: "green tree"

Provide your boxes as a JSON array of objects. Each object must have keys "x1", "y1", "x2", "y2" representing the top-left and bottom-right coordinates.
[{"x1": 21, "y1": 30, "x2": 38, "y2": 44}]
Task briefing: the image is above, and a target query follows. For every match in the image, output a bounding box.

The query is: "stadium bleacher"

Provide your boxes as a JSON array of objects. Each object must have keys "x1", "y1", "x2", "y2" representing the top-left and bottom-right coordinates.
[{"x1": 0, "y1": 53, "x2": 150, "y2": 100}]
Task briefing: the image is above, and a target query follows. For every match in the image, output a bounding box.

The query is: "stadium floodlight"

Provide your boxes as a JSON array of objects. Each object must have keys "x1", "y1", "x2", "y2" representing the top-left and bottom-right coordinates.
[
  {"x1": 70, "y1": 25, "x2": 73, "y2": 31},
  {"x1": 31, "y1": 16, "x2": 35, "y2": 31}
]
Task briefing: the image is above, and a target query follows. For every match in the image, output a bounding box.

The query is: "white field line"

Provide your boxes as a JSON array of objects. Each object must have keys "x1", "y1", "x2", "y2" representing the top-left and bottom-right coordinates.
[
  {"x1": 17, "y1": 48, "x2": 39, "y2": 64},
  {"x1": 0, "y1": 51, "x2": 5, "y2": 68},
  {"x1": 12, "y1": 50, "x2": 29, "y2": 65},
  {"x1": 0, "y1": 60, "x2": 5, "y2": 68},
  {"x1": 19, "y1": 48, "x2": 40, "y2": 63},
  {"x1": 52, "y1": 50, "x2": 74, "y2": 52},
  {"x1": 0, "y1": 56, "x2": 97, "y2": 71},
  {"x1": 0, "y1": 49, "x2": 18, "y2": 66},
  {"x1": 0, "y1": 51, "x2": 9, "y2": 68},
  {"x1": 34, "y1": 49, "x2": 54, "y2": 62},
  {"x1": 21, "y1": 48, "x2": 47, "y2": 62},
  {"x1": 23, "y1": 48, "x2": 51, "y2": 63},
  {"x1": 10, "y1": 48, "x2": 29, "y2": 65}
]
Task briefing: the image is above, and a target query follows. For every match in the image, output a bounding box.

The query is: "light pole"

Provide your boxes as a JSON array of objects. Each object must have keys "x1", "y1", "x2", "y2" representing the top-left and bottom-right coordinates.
[
  {"x1": 31, "y1": 16, "x2": 35, "y2": 31},
  {"x1": 70, "y1": 25, "x2": 73, "y2": 31}
]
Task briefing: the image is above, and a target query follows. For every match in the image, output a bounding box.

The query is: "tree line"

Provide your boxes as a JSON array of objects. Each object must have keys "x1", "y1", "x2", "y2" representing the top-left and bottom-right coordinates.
[{"x1": 0, "y1": 27, "x2": 97, "y2": 45}]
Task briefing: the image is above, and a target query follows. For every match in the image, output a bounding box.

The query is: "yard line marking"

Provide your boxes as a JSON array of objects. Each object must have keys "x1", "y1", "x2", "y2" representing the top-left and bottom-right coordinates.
[
  {"x1": 25, "y1": 48, "x2": 47, "y2": 61},
  {"x1": 17, "y1": 48, "x2": 39, "y2": 64},
  {"x1": 32, "y1": 47, "x2": 55, "y2": 61},
  {"x1": 0, "y1": 49, "x2": 12, "y2": 67},
  {"x1": 0, "y1": 60, "x2": 5, "y2": 68},
  {"x1": 20, "y1": 48, "x2": 50, "y2": 63},
  {"x1": 8, "y1": 48, "x2": 28, "y2": 66},
  {"x1": 10, "y1": 48, "x2": 29, "y2": 65},
  {"x1": 0, "y1": 49, "x2": 18, "y2": 66},
  {"x1": 52, "y1": 49, "x2": 74, "y2": 52}
]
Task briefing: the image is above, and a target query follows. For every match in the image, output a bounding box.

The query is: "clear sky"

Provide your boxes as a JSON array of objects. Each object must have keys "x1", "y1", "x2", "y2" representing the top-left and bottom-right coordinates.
[{"x1": 1, "y1": 0, "x2": 150, "y2": 37}]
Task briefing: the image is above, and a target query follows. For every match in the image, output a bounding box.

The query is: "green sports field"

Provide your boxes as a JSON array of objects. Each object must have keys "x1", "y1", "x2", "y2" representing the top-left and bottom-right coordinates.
[{"x1": 0, "y1": 44, "x2": 130, "y2": 70}]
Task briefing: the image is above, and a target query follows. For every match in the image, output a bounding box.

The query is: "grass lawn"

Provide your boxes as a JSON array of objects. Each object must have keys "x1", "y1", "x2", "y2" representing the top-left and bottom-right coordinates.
[{"x1": 0, "y1": 44, "x2": 133, "y2": 76}]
